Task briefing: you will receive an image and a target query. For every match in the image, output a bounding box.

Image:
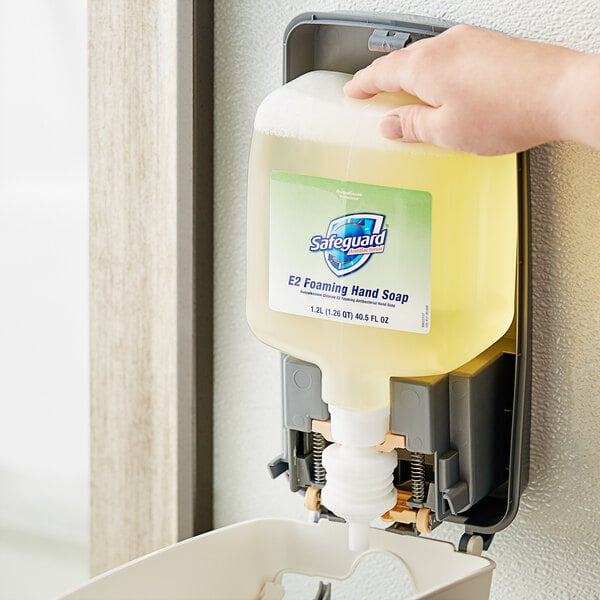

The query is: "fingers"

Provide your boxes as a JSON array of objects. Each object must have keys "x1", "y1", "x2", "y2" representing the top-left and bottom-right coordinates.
[
  {"x1": 343, "y1": 70, "x2": 375, "y2": 99},
  {"x1": 380, "y1": 104, "x2": 439, "y2": 144},
  {"x1": 344, "y1": 35, "x2": 437, "y2": 99},
  {"x1": 343, "y1": 50, "x2": 412, "y2": 98}
]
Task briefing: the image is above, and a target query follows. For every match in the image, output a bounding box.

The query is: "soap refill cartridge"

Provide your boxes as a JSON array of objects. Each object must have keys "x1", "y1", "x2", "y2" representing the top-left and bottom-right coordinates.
[{"x1": 246, "y1": 71, "x2": 518, "y2": 551}]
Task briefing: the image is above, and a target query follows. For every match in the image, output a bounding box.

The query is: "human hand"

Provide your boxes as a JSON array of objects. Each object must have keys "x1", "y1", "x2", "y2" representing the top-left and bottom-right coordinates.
[{"x1": 344, "y1": 25, "x2": 592, "y2": 155}]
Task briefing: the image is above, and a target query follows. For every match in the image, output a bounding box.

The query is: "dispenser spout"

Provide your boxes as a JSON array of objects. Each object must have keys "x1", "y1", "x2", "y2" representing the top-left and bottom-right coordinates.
[
  {"x1": 348, "y1": 521, "x2": 371, "y2": 553},
  {"x1": 320, "y1": 406, "x2": 397, "y2": 552}
]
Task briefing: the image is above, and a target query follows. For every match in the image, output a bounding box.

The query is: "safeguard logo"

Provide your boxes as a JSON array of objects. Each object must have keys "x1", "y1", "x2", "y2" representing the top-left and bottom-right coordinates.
[{"x1": 309, "y1": 213, "x2": 387, "y2": 277}]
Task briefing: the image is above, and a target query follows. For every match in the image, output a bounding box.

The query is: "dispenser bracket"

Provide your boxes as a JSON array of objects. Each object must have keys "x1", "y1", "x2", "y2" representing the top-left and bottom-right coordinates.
[{"x1": 368, "y1": 29, "x2": 411, "y2": 52}]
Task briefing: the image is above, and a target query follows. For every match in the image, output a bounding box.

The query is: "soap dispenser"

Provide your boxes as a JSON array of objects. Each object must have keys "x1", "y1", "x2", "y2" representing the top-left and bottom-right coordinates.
[{"x1": 247, "y1": 12, "x2": 530, "y2": 554}]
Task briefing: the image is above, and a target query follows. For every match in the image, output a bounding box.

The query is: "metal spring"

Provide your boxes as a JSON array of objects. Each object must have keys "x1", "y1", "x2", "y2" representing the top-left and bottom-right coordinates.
[
  {"x1": 312, "y1": 432, "x2": 327, "y2": 486},
  {"x1": 411, "y1": 452, "x2": 426, "y2": 504}
]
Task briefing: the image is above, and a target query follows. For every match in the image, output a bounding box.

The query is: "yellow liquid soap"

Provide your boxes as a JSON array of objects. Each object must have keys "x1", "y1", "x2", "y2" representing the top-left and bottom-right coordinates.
[{"x1": 247, "y1": 70, "x2": 518, "y2": 414}]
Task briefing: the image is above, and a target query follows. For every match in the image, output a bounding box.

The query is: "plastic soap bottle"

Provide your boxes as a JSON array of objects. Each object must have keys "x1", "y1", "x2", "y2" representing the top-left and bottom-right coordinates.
[{"x1": 246, "y1": 71, "x2": 518, "y2": 551}]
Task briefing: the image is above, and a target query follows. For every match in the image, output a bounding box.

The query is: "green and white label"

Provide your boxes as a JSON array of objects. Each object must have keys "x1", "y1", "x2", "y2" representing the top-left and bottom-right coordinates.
[{"x1": 269, "y1": 171, "x2": 431, "y2": 333}]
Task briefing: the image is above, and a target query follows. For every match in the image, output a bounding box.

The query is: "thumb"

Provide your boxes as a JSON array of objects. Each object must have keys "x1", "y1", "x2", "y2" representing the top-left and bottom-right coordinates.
[{"x1": 380, "y1": 104, "x2": 438, "y2": 143}]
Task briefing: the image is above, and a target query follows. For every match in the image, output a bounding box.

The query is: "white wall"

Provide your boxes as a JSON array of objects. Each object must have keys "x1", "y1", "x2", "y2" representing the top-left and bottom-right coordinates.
[
  {"x1": 214, "y1": 1, "x2": 600, "y2": 598},
  {"x1": 0, "y1": 1, "x2": 88, "y2": 597}
]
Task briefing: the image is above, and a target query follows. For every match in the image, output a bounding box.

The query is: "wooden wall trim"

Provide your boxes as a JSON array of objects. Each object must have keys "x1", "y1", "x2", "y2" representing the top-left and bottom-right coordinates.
[{"x1": 89, "y1": 0, "x2": 209, "y2": 575}]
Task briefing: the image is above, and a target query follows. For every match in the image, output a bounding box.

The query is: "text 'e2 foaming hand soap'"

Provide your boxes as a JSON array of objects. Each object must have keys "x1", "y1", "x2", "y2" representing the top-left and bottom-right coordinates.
[{"x1": 246, "y1": 71, "x2": 517, "y2": 551}]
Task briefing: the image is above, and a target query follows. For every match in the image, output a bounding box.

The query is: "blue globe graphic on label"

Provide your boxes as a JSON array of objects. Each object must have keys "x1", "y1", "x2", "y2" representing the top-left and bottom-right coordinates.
[
  {"x1": 328, "y1": 220, "x2": 372, "y2": 271},
  {"x1": 316, "y1": 213, "x2": 387, "y2": 277}
]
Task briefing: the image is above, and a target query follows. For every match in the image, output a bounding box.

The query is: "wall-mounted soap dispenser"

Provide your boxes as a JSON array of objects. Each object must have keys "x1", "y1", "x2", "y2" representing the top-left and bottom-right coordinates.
[
  {"x1": 248, "y1": 11, "x2": 531, "y2": 554},
  {"x1": 58, "y1": 11, "x2": 531, "y2": 600}
]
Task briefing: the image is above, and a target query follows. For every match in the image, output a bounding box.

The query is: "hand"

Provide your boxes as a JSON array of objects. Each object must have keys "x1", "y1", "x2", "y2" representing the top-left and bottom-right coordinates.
[{"x1": 344, "y1": 25, "x2": 594, "y2": 155}]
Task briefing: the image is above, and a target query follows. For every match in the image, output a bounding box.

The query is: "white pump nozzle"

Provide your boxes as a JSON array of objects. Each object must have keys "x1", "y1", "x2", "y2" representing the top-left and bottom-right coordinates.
[{"x1": 320, "y1": 406, "x2": 397, "y2": 552}]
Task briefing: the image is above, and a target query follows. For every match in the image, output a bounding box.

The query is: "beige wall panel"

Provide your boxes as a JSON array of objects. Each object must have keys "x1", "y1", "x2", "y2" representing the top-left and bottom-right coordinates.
[{"x1": 89, "y1": 0, "x2": 195, "y2": 575}]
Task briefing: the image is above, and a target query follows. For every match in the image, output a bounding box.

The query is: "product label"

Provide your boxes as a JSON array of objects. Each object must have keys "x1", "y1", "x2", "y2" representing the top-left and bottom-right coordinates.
[{"x1": 269, "y1": 171, "x2": 431, "y2": 333}]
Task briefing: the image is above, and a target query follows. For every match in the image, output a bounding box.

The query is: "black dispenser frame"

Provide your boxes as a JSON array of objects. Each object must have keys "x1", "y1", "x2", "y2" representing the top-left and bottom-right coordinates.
[{"x1": 271, "y1": 11, "x2": 531, "y2": 545}]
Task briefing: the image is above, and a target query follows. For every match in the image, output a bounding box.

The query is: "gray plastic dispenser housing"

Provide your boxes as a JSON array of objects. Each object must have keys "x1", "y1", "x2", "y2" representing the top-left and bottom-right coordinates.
[{"x1": 268, "y1": 11, "x2": 531, "y2": 551}]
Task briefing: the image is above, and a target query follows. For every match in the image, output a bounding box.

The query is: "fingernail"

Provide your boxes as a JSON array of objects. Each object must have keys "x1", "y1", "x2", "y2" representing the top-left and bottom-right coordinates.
[{"x1": 380, "y1": 115, "x2": 403, "y2": 139}]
